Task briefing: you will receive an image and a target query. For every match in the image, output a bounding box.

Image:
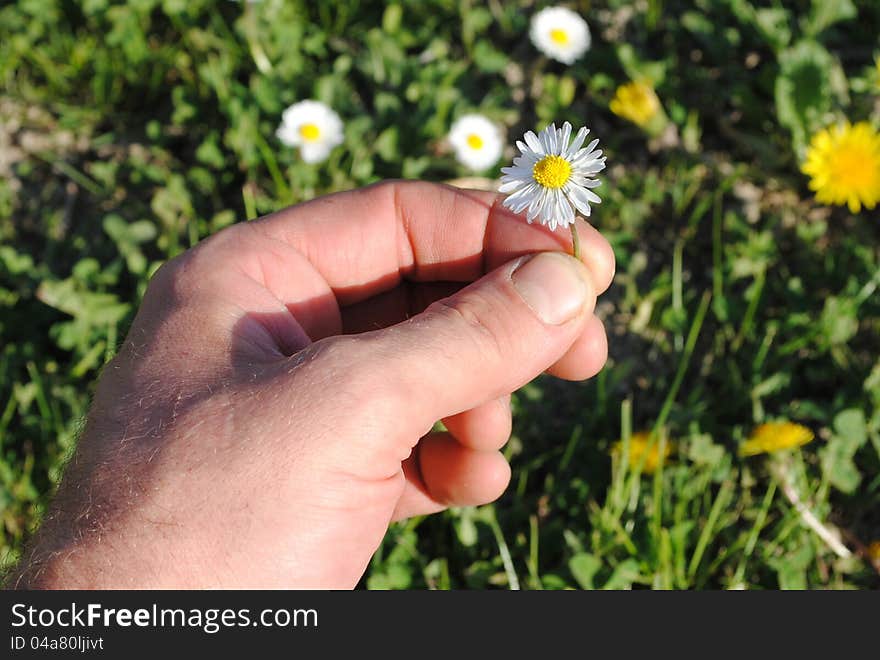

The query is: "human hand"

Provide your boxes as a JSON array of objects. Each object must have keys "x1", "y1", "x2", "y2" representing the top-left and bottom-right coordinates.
[{"x1": 11, "y1": 181, "x2": 614, "y2": 589}]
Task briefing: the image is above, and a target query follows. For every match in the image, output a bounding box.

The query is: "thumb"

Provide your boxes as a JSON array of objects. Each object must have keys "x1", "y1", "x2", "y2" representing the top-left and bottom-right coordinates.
[{"x1": 346, "y1": 251, "x2": 597, "y2": 437}]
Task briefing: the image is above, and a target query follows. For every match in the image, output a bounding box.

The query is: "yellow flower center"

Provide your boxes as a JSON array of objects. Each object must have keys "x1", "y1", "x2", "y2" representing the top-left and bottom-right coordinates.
[
  {"x1": 825, "y1": 146, "x2": 873, "y2": 190},
  {"x1": 549, "y1": 28, "x2": 569, "y2": 45},
  {"x1": 532, "y1": 155, "x2": 572, "y2": 189},
  {"x1": 466, "y1": 133, "x2": 484, "y2": 150},
  {"x1": 299, "y1": 123, "x2": 321, "y2": 142}
]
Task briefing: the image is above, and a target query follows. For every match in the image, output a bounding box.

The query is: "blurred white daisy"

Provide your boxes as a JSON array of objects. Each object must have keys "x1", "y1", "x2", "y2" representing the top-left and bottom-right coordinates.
[
  {"x1": 276, "y1": 100, "x2": 343, "y2": 164},
  {"x1": 448, "y1": 114, "x2": 504, "y2": 171},
  {"x1": 529, "y1": 7, "x2": 591, "y2": 65},
  {"x1": 500, "y1": 121, "x2": 605, "y2": 232}
]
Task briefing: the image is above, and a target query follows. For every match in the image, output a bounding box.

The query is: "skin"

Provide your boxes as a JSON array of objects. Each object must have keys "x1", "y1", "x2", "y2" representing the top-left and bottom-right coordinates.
[{"x1": 8, "y1": 181, "x2": 614, "y2": 589}]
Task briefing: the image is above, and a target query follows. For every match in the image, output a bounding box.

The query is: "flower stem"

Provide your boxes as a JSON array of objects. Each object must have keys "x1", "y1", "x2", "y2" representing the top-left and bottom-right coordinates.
[
  {"x1": 773, "y1": 464, "x2": 851, "y2": 559},
  {"x1": 570, "y1": 224, "x2": 581, "y2": 260}
]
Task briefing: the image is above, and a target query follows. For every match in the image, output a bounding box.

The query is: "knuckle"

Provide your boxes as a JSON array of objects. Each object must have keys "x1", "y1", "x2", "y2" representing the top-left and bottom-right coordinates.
[
  {"x1": 148, "y1": 253, "x2": 191, "y2": 298},
  {"x1": 429, "y1": 296, "x2": 506, "y2": 363},
  {"x1": 149, "y1": 224, "x2": 249, "y2": 301}
]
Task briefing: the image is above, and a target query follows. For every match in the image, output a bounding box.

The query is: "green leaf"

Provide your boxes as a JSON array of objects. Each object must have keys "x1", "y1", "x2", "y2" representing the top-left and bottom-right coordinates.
[
  {"x1": 801, "y1": 0, "x2": 856, "y2": 38},
  {"x1": 602, "y1": 559, "x2": 642, "y2": 590},
  {"x1": 616, "y1": 44, "x2": 666, "y2": 85},
  {"x1": 472, "y1": 40, "x2": 508, "y2": 74},
  {"x1": 687, "y1": 434, "x2": 725, "y2": 466},
  {"x1": 568, "y1": 553, "x2": 601, "y2": 590},
  {"x1": 381, "y1": 4, "x2": 403, "y2": 33},
  {"x1": 753, "y1": 8, "x2": 791, "y2": 51},
  {"x1": 820, "y1": 409, "x2": 867, "y2": 494},
  {"x1": 833, "y1": 409, "x2": 867, "y2": 447},
  {"x1": 727, "y1": 0, "x2": 791, "y2": 51},
  {"x1": 770, "y1": 545, "x2": 813, "y2": 589},
  {"x1": 819, "y1": 296, "x2": 859, "y2": 347},
  {"x1": 775, "y1": 40, "x2": 836, "y2": 155},
  {"x1": 374, "y1": 127, "x2": 399, "y2": 162}
]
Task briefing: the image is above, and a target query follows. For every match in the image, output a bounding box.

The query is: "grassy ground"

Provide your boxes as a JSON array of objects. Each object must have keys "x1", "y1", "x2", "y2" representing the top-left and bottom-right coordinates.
[{"x1": 2, "y1": 1, "x2": 879, "y2": 589}]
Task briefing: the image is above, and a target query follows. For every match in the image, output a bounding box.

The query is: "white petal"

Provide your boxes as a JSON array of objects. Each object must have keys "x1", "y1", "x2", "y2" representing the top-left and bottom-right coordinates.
[
  {"x1": 301, "y1": 144, "x2": 331, "y2": 163},
  {"x1": 584, "y1": 189, "x2": 602, "y2": 204},
  {"x1": 500, "y1": 165, "x2": 534, "y2": 180},
  {"x1": 512, "y1": 152, "x2": 540, "y2": 168},
  {"x1": 573, "y1": 158, "x2": 606, "y2": 175},
  {"x1": 499, "y1": 181, "x2": 534, "y2": 200},
  {"x1": 527, "y1": 188, "x2": 548, "y2": 222},
  {"x1": 506, "y1": 183, "x2": 540, "y2": 213},
  {"x1": 553, "y1": 189, "x2": 575, "y2": 227},
  {"x1": 541, "y1": 123, "x2": 557, "y2": 154},
  {"x1": 577, "y1": 158, "x2": 606, "y2": 175},
  {"x1": 565, "y1": 184, "x2": 598, "y2": 216},
  {"x1": 566, "y1": 127, "x2": 589, "y2": 158},
  {"x1": 499, "y1": 179, "x2": 526, "y2": 193},
  {"x1": 559, "y1": 122, "x2": 572, "y2": 155},
  {"x1": 276, "y1": 124, "x2": 301, "y2": 147},
  {"x1": 539, "y1": 189, "x2": 558, "y2": 225},
  {"x1": 524, "y1": 131, "x2": 543, "y2": 154},
  {"x1": 572, "y1": 147, "x2": 602, "y2": 166}
]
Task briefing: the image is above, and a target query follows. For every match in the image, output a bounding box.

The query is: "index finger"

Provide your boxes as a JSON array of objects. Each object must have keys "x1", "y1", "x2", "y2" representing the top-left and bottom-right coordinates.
[{"x1": 252, "y1": 180, "x2": 615, "y2": 306}]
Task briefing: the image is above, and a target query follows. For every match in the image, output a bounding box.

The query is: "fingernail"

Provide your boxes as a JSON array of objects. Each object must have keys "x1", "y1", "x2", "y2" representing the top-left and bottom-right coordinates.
[{"x1": 512, "y1": 252, "x2": 591, "y2": 325}]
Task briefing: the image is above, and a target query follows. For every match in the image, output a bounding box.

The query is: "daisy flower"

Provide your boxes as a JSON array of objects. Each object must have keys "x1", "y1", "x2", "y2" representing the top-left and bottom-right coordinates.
[
  {"x1": 801, "y1": 121, "x2": 880, "y2": 213},
  {"x1": 276, "y1": 100, "x2": 344, "y2": 164},
  {"x1": 739, "y1": 422, "x2": 814, "y2": 457},
  {"x1": 500, "y1": 121, "x2": 605, "y2": 256},
  {"x1": 529, "y1": 6, "x2": 591, "y2": 65},
  {"x1": 448, "y1": 114, "x2": 504, "y2": 172}
]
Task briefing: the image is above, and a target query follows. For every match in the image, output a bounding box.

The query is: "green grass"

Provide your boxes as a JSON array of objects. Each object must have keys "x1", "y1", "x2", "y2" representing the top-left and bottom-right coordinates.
[{"x1": 2, "y1": 0, "x2": 879, "y2": 589}]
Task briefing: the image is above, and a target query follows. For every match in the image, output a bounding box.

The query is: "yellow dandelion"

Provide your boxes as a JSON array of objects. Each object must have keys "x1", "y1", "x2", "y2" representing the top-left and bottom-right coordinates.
[
  {"x1": 609, "y1": 81, "x2": 662, "y2": 130},
  {"x1": 868, "y1": 541, "x2": 880, "y2": 562},
  {"x1": 612, "y1": 431, "x2": 671, "y2": 475},
  {"x1": 739, "y1": 422, "x2": 814, "y2": 457},
  {"x1": 801, "y1": 122, "x2": 880, "y2": 213}
]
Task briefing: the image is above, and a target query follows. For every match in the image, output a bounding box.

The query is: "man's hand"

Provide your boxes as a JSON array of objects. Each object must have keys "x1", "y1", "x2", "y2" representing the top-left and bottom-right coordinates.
[{"x1": 10, "y1": 181, "x2": 614, "y2": 588}]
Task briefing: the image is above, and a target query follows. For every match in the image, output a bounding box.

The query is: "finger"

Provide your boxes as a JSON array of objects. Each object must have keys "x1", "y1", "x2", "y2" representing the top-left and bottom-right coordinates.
[
  {"x1": 392, "y1": 432, "x2": 511, "y2": 520},
  {"x1": 546, "y1": 314, "x2": 609, "y2": 381},
  {"x1": 442, "y1": 395, "x2": 512, "y2": 451},
  {"x1": 569, "y1": 219, "x2": 616, "y2": 294},
  {"x1": 341, "y1": 281, "x2": 607, "y2": 383},
  {"x1": 251, "y1": 181, "x2": 616, "y2": 307},
  {"x1": 342, "y1": 280, "x2": 608, "y2": 382}
]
